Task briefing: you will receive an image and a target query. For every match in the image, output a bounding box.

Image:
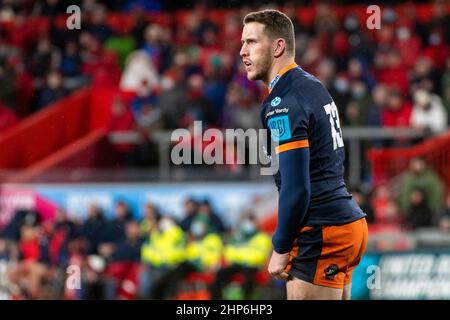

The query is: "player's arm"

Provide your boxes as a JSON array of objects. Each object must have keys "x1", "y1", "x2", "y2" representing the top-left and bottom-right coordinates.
[
  {"x1": 265, "y1": 93, "x2": 311, "y2": 255},
  {"x1": 272, "y1": 143, "x2": 311, "y2": 254}
]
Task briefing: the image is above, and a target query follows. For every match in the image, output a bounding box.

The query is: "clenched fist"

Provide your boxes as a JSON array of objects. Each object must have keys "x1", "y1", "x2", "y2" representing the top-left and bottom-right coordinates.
[{"x1": 268, "y1": 250, "x2": 290, "y2": 280}]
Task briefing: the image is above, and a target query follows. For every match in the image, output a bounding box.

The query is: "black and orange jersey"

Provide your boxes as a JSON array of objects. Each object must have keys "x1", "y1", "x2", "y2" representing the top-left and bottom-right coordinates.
[{"x1": 261, "y1": 64, "x2": 366, "y2": 229}]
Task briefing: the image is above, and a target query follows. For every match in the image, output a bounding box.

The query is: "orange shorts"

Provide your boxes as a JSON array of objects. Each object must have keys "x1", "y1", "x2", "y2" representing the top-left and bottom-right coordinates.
[{"x1": 284, "y1": 218, "x2": 368, "y2": 289}]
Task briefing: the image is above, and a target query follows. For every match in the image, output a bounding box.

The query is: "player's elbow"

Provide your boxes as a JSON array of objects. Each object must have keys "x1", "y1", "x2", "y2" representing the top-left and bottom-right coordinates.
[
  {"x1": 292, "y1": 185, "x2": 311, "y2": 212},
  {"x1": 281, "y1": 180, "x2": 310, "y2": 204}
]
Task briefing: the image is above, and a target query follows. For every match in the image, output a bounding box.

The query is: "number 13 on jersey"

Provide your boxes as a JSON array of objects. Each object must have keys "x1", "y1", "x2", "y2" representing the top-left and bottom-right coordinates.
[{"x1": 324, "y1": 101, "x2": 344, "y2": 150}]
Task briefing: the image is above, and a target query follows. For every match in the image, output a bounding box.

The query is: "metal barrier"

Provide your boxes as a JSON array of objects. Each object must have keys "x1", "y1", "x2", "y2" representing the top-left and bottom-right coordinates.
[{"x1": 107, "y1": 127, "x2": 427, "y2": 185}]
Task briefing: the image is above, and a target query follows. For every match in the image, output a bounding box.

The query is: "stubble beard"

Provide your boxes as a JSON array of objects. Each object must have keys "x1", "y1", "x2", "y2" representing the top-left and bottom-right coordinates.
[{"x1": 247, "y1": 54, "x2": 272, "y2": 83}]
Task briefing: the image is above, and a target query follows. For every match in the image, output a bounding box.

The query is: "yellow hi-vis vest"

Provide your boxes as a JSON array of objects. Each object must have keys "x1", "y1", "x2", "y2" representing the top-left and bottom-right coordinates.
[
  {"x1": 186, "y1": 233, "x2": 223, "y2": 270},
  {"x1": 141, "y1": 225, "x2": 186, "y2": 267},
  {"x1": 224, "y1": 232, "x2": 271, "y2": 267}
]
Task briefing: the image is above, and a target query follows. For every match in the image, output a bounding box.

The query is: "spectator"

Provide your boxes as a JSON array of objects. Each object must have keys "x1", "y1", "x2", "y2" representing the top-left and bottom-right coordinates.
[
  {"x1": 1, "y1": 209, "x2": 40, "y2": 242},
  {"x1": 344, "y1": 80, "x2": 371, "y2": 126},
  {"x1": 28, "y1": 36, "x2": 59, "y2": 79},
  {"x1": 60, "y1": 41, "x2": 82, "y2": 79},
  {"x1": 80, "y1": 254, "x2": 108, "y2": 300},
  {"x1": 120, "y1": 50, "x2": 159, "y2": 92},
  {"x1": 374, "y1": 48, "x2": 409, "y2": 94},
  {"x1": 371, "y1": 184, "x2": 402, "y2": 225},
  {"x1": 396, "y1": 157, "x2": 444, "y2": 218},
  {"x1": 131, "y1": 81, "x2": 162, "y2": 133},
  {"x1": 154, "y1": 214, "x2": 222, "y2": 299},
  {"x1": 197, "y1": 200, "x2": 226, "y2": 234},
  {"x1": 108, "y1": 95, "x2": 137, "y2": 165},
  {"x1": 347, "y1": 58, "x2": 376, "y2": 90},
  {"x1": 315, "y1": 58, "x2": 336, "y2": 90},
  {"x1": 223, "y1": 82, "x2": 259, "y2": 130},
  {"x1": 329, "y1": 72, "x2": 351, "y2": 116},
  {"x1": 411, "y1": 88, "x2": 447, "y2": 134},
  {"x1": 438, "y1": 194, "x2": 450, "y2": 233},
  {"x1": 54, "y1": 208, "x2": 78, "y2": 242},
  {"x1": 181, "y1": 74, "x2": 217, "y2": 128},
  {"x1": 141, "y1": 24, "x2": 172, "y2": 73},
  {"x1": 79, "y1": 204, "x2": 107, "y2": 255},
  {"x1": 366, "y1": 84, "x2": 388, "y2": 126},
  {"x1": 139, "y1": 203, "x2": 160, "y2": 237},
  {"x1": 422, "y1": 28, "x2": 450, "y2": 72},
  {"x1": 203, "y1": 56, "x2": 227, "y2": 119},
  {"x1": 210, "y1": 212, "x2": 271, "y2": 300},
  {"x1": 100, "y1": 201, "x2": 134, "y2": 247},
  {"x1": 410, "y1": 56, "x2": 440, "y2": 93},
  {"x1": 157, "y1": 67, "x2": 187, "y2": 129},
  {"x1": 86, "y1": 5, "x2": 113, "y2": 43},
  {"x1": 179, "y1": 197, "x2": 199, "y2": 232},
  {"x1": 36, "y1": 70, "x2": 67, "y2": 110},
  {"x1": 351, "y1": 189, "x2": 375, "y2": 224},
  {"x1": 111, "y1": 220, "x2": 142, "y2": 262},
  {"x1": 394, "y1": 24, "x2": 422, "y2": 69},
  {"x1": 405, "y1": 187, "x2": 433, "y2": 229},
  {"x1": 129, "y1": 8, "x2": 147, "y2": 47},
  {"x1": 140, "y1": 216, "x2": 185, "y2": 299},
  {"x1": 9, "y1": 224, "x2": 49, "y2": 299},
  {"x1": 50, "y1": 208, "x2": 78, "y2": 266},
  {"x1": 381, "y1": 88, "x2": 412, "y2": 128}
]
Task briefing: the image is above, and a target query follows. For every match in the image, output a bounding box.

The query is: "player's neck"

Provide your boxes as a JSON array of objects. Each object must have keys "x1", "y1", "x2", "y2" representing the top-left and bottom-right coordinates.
[{"x1": 264, "y1": 58, "x2": 296, "y2": 89}]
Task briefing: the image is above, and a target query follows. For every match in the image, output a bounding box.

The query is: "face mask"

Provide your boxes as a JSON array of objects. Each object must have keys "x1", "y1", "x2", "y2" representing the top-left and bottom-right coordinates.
[
  {"x1": 344, "y1": 16, "x2": 359, "y2": 32},
  {"x1": 383, "y1": 9, "x2": 396, "y2": 23},
  {"x1": 335, "y1": 78, "x2": 349, "y2": 93},
  {"x1": 159, "y1": 218, "x2": 174, "y2": 232},
  {"x1": 241, "y1": 220, "x2": 256, "y2": 235},
  {"x1": 161, "y1": 76, "x2": 174, "y2": 91},
  {"x1": 397, "y1": 27, "x2": 411, "y2": 41},
  {"x1": 351, "y1": 86, "x2": 367, "y2": 99},
  {"x1": 429, "y1": 33, "x2": 441, "y2": 45},
  {"x1": 191, "y1": 221, "x2": 206, "y2": 237}
]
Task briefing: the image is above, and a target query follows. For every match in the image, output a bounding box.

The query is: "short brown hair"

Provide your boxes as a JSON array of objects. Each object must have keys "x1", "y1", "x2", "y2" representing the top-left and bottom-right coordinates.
[{"x1": 243, "y1": 9, "x2": 295, "y2": 57}]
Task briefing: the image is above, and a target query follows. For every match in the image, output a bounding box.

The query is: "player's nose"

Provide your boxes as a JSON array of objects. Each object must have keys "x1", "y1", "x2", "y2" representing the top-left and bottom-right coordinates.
[{"x1": 240, "y1": 43, "x2": 248, "y2": 57}]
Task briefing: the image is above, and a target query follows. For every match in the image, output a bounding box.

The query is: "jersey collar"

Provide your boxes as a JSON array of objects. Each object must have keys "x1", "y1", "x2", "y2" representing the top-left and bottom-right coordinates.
[{"x1": 268, "y1": 62, "x2": 299, "y2": 93}]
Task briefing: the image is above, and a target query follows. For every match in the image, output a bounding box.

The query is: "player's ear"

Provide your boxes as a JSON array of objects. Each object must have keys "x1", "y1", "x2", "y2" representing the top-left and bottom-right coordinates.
[{"x1": 273, "y1": 38, "x2": 286, "y2": 58}]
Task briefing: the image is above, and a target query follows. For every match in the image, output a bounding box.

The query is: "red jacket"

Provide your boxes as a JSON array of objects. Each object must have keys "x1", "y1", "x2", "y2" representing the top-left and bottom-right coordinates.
[{"x1": 381, "y1": 102, "x2": 412, "y2": 127}]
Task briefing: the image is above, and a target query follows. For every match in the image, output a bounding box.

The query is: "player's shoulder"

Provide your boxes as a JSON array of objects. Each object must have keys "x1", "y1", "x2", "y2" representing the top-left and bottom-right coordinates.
[{"x1": 288, "y1": 68, "x2": 332, "y2": 104}]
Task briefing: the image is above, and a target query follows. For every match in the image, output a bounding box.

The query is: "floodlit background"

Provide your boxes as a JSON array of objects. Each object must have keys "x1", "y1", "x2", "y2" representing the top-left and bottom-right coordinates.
[{"x1": 1, "y1": 0, "x2": 450, "y2": 300}]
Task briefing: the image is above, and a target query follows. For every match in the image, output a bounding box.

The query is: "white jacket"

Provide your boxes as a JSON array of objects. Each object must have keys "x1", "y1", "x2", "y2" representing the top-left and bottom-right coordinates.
[{"x1": 411, "y1": 94, "x2": 448, "y2": 133}]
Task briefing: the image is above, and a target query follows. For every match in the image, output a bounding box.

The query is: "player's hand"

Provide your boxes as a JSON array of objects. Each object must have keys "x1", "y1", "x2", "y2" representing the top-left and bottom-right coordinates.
[{"x1": 268, "y1": 250, "x2": 290, "y2": 281}]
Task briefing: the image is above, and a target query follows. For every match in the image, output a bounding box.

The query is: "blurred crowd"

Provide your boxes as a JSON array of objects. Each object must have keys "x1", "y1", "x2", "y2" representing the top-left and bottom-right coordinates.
[
  {"x1": 352, "y1": 156, "x2": 450, "y2": 239},
  {"x1": 1, "y1": 158, "x2": 450, "y2": 299},
  {"x1": 1, "y1": 1, "x2": 450, "y2": 135},
  {"x1": 0, "y1": 197, "x2": 274, "y2": 300}
]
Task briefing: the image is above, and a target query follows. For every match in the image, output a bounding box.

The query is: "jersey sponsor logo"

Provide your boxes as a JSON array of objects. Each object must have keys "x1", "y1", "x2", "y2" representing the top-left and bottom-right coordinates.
[
  {"x1": 268, "y1": 75, "x2": 280, "y2": 91},
  {"x1": 265, "y1": 107, "x2": 289, "y2": 118},
  {"x1": 274, "y1": 107, "x2": 289, "y2": 114},
  {"x1": 268, "y1": 115, "x2": 291, "y2": 141},
  {"x1": 271, "y1": 96, "x2": 281, "y2": 107}
]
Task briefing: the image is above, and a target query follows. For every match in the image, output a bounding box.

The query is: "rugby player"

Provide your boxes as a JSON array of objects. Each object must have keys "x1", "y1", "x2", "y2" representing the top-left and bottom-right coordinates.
[{"x1": 240, "y1": 9, "x2": 368, "y2": 300}]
